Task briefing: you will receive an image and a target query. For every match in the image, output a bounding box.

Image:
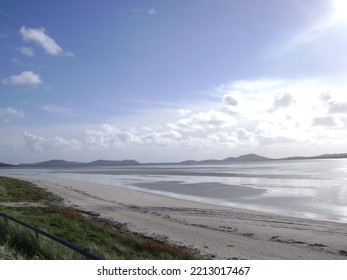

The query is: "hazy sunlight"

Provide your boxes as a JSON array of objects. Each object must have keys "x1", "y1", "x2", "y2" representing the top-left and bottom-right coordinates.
[{"x1": 333, "y1": 0, "x2": 347, "y2": 22}]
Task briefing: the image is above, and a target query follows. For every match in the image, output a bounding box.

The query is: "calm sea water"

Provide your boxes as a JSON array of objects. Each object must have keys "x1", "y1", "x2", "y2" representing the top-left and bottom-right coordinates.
[{"x1": 1, "y1": 159, "x2": 347, "y2": 223}]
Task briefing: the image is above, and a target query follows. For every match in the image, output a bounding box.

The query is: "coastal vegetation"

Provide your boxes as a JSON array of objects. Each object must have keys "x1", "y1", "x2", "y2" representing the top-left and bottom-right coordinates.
[{"x1": 0, "y1": 176, "x2": 198, "y2": 260}]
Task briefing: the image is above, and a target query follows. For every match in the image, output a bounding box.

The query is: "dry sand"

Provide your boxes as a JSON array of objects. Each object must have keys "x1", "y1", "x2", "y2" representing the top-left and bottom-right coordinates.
[{"x1": 18, "y1": 177, "x2": 347, "y2": 259}]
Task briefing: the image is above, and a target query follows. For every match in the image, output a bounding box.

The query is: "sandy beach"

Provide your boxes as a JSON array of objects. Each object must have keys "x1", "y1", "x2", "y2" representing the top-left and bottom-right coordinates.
[{"x1": 16, "y1": 176, "x2": 347, "y2": 260}]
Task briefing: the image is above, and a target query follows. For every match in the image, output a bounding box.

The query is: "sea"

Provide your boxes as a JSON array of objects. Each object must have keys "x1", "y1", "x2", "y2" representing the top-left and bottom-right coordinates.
[{"x1": 1, "y1": 159, "x2": 347, "y2": 223}]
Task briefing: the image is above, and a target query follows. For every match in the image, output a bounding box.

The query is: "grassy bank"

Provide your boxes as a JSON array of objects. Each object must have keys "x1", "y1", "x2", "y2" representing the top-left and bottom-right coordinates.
[{"x1": 0, "y1": 176, "x2": 198, "y2": 260}]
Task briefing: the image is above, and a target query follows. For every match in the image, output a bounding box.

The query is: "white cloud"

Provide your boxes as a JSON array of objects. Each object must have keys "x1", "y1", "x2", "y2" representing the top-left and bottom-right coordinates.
[
  {"x1": 3, "y1": 71, "x2": 43, "y2": 86},
  {"x1": 142, "y1": 129, "x2": 182, "y2": 146},
  {"x1": 234, "y1": 128, "x2": 253, "y2": 141},
  {"x1": 18, "y1": 47, "x2": 34, "y2": 56},
  {"x1": 219, "y1": 81, "x2": 278, "y2": 119},
  {"x1": 22, "y1": 132, "x2": 46, "y2": 153},
  {"x1": 206, "y1": 128, "x2": 258, "y2": 150},
  {"x1": 19, "y1": 26, "x2": 70, "y2": 56},
  {"x1": 85, "y1": 124, "x2": 142, "y2": 149},
  {"x1": 170, "y1": 110, "x2": 236, "y2": 132},
  {"x1": 320, "y1": 92, "x2": 332, "y2": 102},
  {"x1": 217, "y1": 78, "x2": 346, "y2": 146},
  {"x1": 222, "y1": 92, "x2": 241, "y2": 115},
  {"x1": 0, "y1": 107, "x2": 24, "y2": 122},
  {"x1": 23, "y1": 132, "x2": 82, "y2": 153},
  {"x1": 320, "y1": 93, "x2": 347, "y2": 114},
  {"x1": 223, "y1": 94, "x2": 239, "y2": 106},
  {"x1": 254, "y1": 121, "x2": 298, "y2": 144}
]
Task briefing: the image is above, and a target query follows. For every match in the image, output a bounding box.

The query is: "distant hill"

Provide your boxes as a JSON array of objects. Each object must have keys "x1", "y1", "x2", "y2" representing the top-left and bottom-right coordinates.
[
  {"x1": 223, "y1": 153, "x2": 271, "y2": 162},
  {"x1": 19, "y1": 159, "x2": 85, "y2": 167},
  {"x1": 179, "y1": 153, "x2": 271, "y2": 165},
  {"x1": 0, "y1": 162, "x2": 14, "y2": 167},
  {"x1": 87, "y1": 159, "x2": 140, "y2": 166},
  {"x1": 19, "y1": 159, "x2": 140, "y2": 167},
  {"x1": 178, "y1": 152, "x2": 347, "y2": 165},
  {"x1": 313, "y1": 153, "x2": 347, "y2": 159},
  {"x1": 283, "y1": 153, "x2": 347, "y2": 160},
  {"x1": 14, "y1": 152, "x2": 347, "y2": 167}
]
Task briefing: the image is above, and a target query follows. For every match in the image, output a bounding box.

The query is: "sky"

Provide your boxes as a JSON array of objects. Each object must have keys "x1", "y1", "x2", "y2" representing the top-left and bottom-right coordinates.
[{"x1": 1, "y1": 0, "x2": 347, "y2": 164}]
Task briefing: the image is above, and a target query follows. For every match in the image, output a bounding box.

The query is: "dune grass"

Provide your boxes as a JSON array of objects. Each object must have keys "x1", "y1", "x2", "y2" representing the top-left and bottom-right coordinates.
[
  {"x1": 0, "y1": 176, "x2": 57, "y2": 202},
  {"x1": 0, "y1": 176, "x2": 199, "y2": 260},
  {"x1": 0, "y1": 219, "x2": 82, "y2": 260}
]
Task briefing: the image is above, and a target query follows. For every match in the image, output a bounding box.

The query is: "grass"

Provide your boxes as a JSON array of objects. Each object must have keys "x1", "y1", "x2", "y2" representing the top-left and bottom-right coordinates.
[
  {"x1": 0, "y1": 219, "x2": 81, "y2": 260},
  {"x1": 0, "y1": 176, "x2": 57, "y2": 202},
  {"x1": 0, "y1": 243, "x2": 26, "y2": 260},
  {"x1": 0, "y1": 176, "x2": 199, "y2": 260}
]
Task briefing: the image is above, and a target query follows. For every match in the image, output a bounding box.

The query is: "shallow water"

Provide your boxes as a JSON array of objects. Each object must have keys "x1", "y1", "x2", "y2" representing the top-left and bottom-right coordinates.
[{"x1": 1, "y1": 159, "x2": 347, "y2": 223}]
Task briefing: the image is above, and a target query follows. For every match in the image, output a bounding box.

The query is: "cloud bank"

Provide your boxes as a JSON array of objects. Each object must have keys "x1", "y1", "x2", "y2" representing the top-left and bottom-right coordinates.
[{"x1": 10, "y1": 77, "x2": 347, "y2": 161}]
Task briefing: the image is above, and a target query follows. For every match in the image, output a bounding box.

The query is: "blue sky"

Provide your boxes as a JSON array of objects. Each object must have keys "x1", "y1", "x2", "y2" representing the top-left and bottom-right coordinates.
[{"x1": 1, "y1": 0, "x2": 347, "y2": 164}]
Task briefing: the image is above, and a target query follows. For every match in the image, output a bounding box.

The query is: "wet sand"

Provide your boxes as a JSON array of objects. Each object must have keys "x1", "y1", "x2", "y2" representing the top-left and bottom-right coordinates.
[
  {"x1": 16, "y1": 176, "x2": 347, "y2": 259},
  {"x1": 134, "y1": 181, "x2": 266, "y2": 200}
]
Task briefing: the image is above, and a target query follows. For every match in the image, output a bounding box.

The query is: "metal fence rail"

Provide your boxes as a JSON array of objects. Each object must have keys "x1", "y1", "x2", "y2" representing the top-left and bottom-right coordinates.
[{"x1": 0, "y1": 212, "x2": 102, "y2": 260}]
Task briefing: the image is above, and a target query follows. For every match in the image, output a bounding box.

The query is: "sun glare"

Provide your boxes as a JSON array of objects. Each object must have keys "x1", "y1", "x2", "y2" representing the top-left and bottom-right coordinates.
[{"x1": 333, "y1": 0, "x2": 347, "y2": 22}]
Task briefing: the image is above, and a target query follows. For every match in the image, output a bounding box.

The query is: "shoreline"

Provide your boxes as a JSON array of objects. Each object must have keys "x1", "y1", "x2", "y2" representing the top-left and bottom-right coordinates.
[{"x1": 10, "y1": 176, "x2": 347, "y2": 259}]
